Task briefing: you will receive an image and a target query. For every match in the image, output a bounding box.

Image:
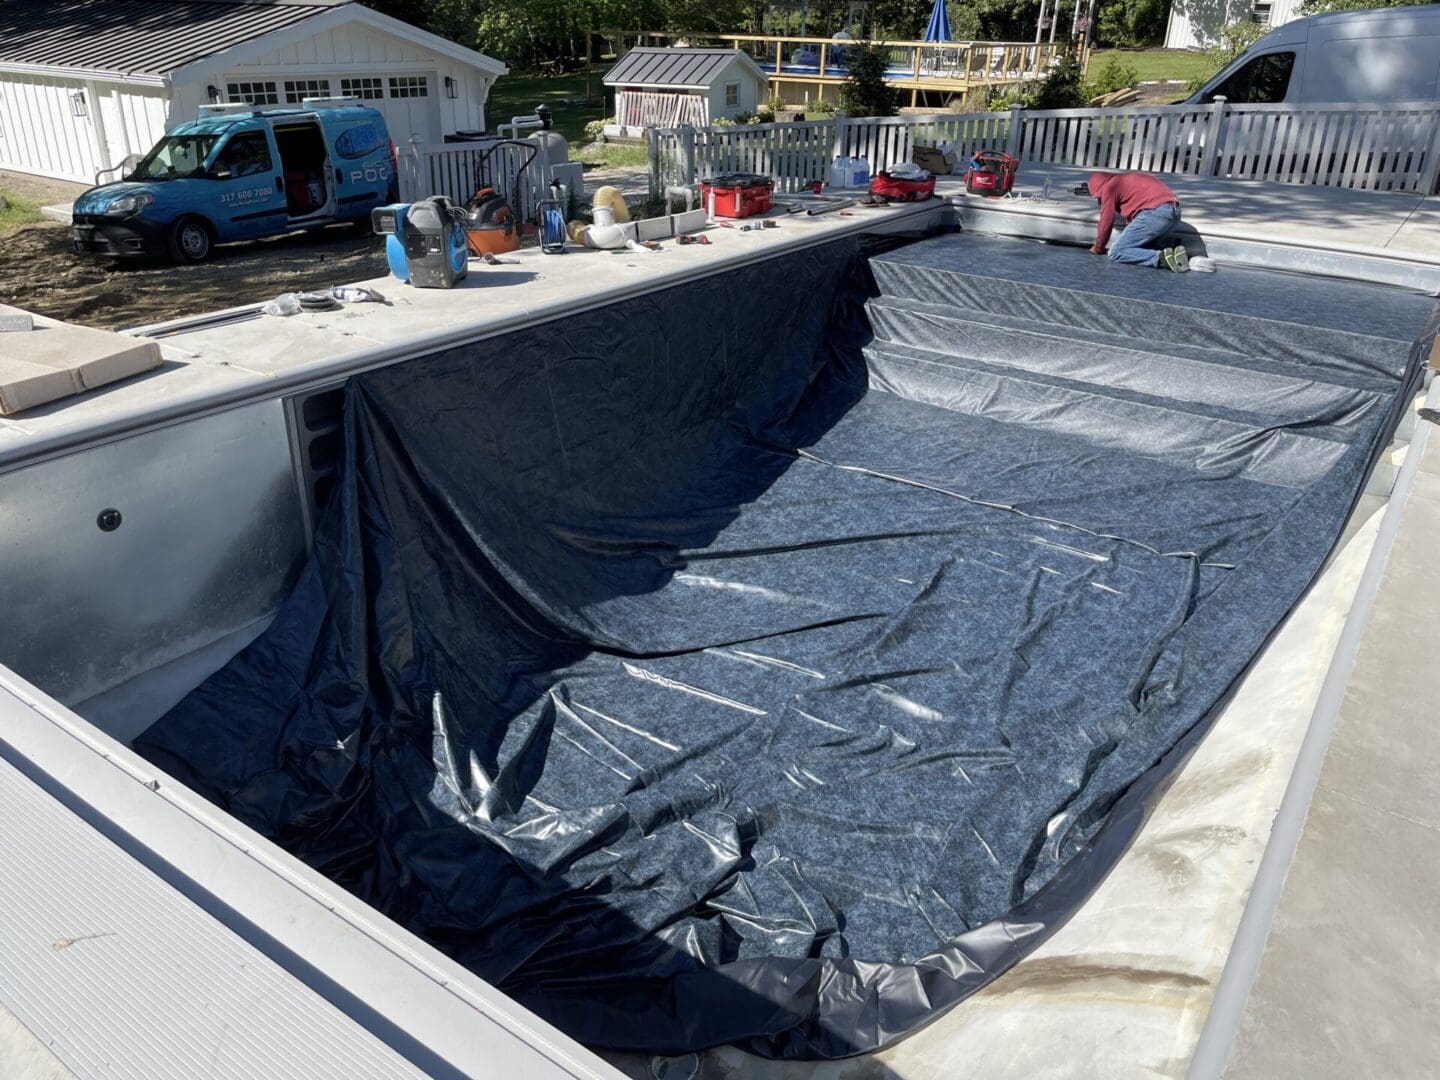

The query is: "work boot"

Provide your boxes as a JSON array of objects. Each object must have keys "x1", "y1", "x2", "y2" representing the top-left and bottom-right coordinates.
[{"x1": 1163, "y1": 246, "x2": 1191, "y2": 273}]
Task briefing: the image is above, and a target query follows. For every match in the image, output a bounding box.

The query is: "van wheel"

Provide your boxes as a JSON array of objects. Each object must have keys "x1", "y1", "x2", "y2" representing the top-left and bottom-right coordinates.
[{"x1": 167, "y1": 216, "x2": 212, "y2": 263}]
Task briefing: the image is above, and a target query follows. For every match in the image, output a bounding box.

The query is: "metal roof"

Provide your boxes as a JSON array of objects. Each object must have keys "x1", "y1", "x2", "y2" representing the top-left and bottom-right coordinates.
[
  {"x1": 0, "y1": 0, "x2": 348, "y2": 80},
  {"x1": 603, "y1": 47, "x2": 763, "y2": 89}
]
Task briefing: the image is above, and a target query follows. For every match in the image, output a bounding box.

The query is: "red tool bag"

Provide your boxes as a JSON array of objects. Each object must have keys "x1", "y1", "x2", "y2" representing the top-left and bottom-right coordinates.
[
  {"x1": 868, "y1": 171, "x2": 936, "y2": 202},
  {"x1": 964, "y1": 151, "x2": 1019, "y2": 197},
  {"x1": 699, "y1": 173, "x2": 774, "y2": 218}
]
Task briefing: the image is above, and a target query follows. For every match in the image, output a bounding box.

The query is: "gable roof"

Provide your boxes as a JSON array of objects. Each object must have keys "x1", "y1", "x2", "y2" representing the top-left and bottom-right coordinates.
[
  {"x1": 0, "y1": 0, "x2": 506, "y2": 84},
  {"x1": 0, "y1": 0, "x2": 345, "y2": 81},
  {"x1": 603, "y1": 48, "x2": 768, "y2": 90}
]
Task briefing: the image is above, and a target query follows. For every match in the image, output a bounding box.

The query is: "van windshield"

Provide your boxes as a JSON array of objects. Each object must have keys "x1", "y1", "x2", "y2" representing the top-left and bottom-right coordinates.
[{"x1": 129, "y1": 134, "x2": 220, "y2": 181}]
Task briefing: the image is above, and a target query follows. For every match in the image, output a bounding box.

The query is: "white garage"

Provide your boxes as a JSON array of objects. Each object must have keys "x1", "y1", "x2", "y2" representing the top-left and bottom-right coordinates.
[{"x1": 0, "y1": 0, "x2": 507, "y2": 184}]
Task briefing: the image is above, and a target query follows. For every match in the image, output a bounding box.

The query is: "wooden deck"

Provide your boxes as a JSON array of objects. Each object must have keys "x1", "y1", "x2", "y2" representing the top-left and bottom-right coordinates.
[{"x1": 595, "y1": 31, "x2": 1070, "y2": 106}]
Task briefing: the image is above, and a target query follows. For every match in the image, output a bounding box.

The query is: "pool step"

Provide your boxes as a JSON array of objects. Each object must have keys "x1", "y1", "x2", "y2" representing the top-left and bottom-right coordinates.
[
  {"x1": 861, "y1": 339, "x2": 1349, "y2": 488},
  {"x1": 868, "y1": 233, "x2": 1424, "y2": 381},
  {"x1": 864, "y1": 296, "x2": 1388, "y2": 433}
]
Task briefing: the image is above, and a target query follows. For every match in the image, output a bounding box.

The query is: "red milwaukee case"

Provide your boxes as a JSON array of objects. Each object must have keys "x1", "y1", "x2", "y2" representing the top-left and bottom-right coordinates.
[{"x1": 699, "y1": 173, "x2": 775, "y2": 218}]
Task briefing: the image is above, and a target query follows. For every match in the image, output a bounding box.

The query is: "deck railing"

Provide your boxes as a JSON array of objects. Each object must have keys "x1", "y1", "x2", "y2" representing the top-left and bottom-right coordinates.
[
  {"x1": 650, "y1": 100, "x2": 1440, "y2": 195},
  {"x1": 598, "y1": 30, "x2": 1064, "y2": 90}
]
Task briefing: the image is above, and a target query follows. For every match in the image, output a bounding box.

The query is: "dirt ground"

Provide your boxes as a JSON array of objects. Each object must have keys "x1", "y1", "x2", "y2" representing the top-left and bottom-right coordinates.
[
  {"x1": 0, "y1": 169, "x2": 87, "y2": 207},
  {"x1": 0, "y1": 219, "x2": 389, "y2": 330},
  {"x1": 0, "y1": 166, "x2": 390, "y2": 330}
]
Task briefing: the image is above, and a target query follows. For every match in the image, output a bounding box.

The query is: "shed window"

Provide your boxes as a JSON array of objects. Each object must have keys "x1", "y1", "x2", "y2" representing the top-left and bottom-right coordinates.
[
  {"x1": 284, "y1": 79, "x2": 331, "y2": 104},
  {"x1": 1251, "y1": 2, "x2": 1272, "y2": 23},
  {"x1": 389, "y1": 76, "x2": 429, "y2": 99},
  {"x1": 724, "y1": 82, "x2": 740, "y2": 108},
  {"x1": 341, "y1": 77, "x2": 385, "y2": 100},
  {"x1": 227, "y1": 81, "x2": 278, "y2": 106}
]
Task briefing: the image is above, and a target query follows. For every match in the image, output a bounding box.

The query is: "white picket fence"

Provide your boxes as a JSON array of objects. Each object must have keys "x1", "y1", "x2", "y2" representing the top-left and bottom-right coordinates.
[
  {"x1": 397, "y1": 138, "x2": 579, "y2": 220},
  {"x1": 650, "y1": 100, "x2": 1440, "y2": 196}
]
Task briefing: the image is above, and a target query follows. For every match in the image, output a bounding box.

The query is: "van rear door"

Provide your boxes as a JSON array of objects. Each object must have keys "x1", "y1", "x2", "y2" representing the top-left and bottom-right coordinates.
[{"x1": 328, "y1": 116, "x2": 395, "y2": 220}]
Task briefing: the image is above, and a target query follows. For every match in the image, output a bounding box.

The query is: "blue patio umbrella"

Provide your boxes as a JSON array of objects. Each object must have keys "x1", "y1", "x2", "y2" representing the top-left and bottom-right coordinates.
[{"x1": 923, "y1": 0, "x2": 952, "y2": 41}]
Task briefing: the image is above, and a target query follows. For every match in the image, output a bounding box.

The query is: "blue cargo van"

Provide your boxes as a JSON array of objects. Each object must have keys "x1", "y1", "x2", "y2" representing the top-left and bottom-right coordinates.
[{"x1": 71, "y1": 100, "x2": 398, "y2": 262}]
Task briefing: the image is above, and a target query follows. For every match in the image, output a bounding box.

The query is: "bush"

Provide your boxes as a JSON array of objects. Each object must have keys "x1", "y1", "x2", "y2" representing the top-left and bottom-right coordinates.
[
  {"x1": 755, "y1": 107, "x2": 775, "y2": 124},
  {"x1": 1085, "y1": 54, "x2": 1139, "y2": 98},
  {"x1": 1095, "y1": 0, "x2": 1169, "y2": 48},
  {"x1": 841, "y1": 42, "x2": 898, "y2": 118},
  {"x1": 1025, "y1": 51, "x2": 1088, "y2": 110},
  {"x1": 987, "y1": 86, "x2": 1027, "y2": 112},
  {"x1": 811, "y1": 99, "x2": 837, "y2": 115},
  {"x1": 583, "y1": 117, "x2": 610, "y2": 143}
]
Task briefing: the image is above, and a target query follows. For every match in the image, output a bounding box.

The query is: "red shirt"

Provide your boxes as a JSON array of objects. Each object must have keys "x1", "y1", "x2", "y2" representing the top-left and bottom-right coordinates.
[{"x1": 1089, "y1": 172, "x2": 1179, "y2": 252}]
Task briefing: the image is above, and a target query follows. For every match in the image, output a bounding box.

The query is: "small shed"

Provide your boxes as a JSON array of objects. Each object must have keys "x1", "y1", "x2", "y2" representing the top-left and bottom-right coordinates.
[
  {"x1": 0, "y1": 0, "x2": 507, "y2": 184},
  {"x1": 603, "y1": 48, "x2": 769, "y2": 137}
]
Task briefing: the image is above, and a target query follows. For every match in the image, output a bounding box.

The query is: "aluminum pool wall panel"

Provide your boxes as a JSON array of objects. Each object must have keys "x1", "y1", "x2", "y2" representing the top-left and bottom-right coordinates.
[{"x1": 0, "y1": 400, "x2": 305, "y2": 705}]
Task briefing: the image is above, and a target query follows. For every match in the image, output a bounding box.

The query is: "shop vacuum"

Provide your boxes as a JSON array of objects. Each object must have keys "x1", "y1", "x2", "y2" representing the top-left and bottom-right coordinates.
[{"x1": 372, "y1": 197, "x2": 469, "y2": 288}]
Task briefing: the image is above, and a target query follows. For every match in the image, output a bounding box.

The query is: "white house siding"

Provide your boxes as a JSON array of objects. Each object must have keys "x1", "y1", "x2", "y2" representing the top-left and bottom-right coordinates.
[
  {"x1": 1166, "y1": 0, "x2": 1303, "y2": 49},
  {"x1": 93, "y1": 82, "x2": 171, "y2": 168},
  {"x1": 220, "y1": 22, "x2": 491, "y2": 146},
  {"x1": 0, "y1": 72, "x2": 102, "y2": 182}
]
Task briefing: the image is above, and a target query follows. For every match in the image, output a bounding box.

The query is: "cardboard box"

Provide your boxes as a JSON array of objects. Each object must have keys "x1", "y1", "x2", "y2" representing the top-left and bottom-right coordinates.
[{"x1": 0, "y1": 305, "x2": 161, "y2": 415}]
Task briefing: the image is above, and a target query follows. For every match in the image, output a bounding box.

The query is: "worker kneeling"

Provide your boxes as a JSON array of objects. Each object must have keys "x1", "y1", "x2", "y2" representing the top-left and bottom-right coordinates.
[{"x1": 1087, "y1": 171, "x2": 1190, "y2": 273}]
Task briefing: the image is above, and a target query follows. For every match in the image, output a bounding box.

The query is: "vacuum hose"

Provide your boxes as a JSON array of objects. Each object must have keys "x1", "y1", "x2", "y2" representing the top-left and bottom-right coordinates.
[
  {"x1": 574, "y1": 202, "x2": 635, "y2": 249},
  {"x1": 590, "y1": 185, "x2": 631, "y2": 223}
]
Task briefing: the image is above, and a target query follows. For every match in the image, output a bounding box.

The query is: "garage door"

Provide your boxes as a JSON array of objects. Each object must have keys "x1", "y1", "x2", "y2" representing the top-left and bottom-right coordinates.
[
  {"x1": 223, "y1": 73, "x2": 438, "y2": 147},
  {"x1": 378, "y1": 74, "x2": 435, "y2": 146}
]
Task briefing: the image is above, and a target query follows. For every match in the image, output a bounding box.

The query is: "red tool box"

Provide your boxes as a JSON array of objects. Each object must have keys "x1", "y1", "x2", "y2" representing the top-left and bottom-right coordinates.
[
  {"x1": 868, "y1": 171, "x2": 937, "y2": 202},
  {"x1": 699, "y1": 173, "x2": 774, "y2": 218},
  {"x1": 964, "y1": 151, "x2": 1019, "y2": 197}
]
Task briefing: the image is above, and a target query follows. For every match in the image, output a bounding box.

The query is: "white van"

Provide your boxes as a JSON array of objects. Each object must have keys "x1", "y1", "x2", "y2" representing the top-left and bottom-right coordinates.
[{"x1": 1187, "y1": 4, "x2": 1440, "y2": 105}]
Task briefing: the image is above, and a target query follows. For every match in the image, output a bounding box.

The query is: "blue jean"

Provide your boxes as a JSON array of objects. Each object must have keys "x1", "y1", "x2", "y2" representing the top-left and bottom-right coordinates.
[{"x1": 1108, "y1": 203, "x2": 1181, "y2": 267}]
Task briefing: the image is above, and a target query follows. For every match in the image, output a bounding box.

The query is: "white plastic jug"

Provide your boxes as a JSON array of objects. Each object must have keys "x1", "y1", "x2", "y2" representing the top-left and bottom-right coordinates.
[{"x1": 829, "y1": 155, "x2": 870, "y2": 189}]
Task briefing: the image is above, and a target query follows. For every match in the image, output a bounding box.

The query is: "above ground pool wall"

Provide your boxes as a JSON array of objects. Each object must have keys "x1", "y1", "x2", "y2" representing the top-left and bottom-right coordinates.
[
  {"x1": 0, "y1": 399, "x2": 308, "y2": 707},
  {"x1": 136, "y1": 234, "x2": 1437, "y2": 1060}
]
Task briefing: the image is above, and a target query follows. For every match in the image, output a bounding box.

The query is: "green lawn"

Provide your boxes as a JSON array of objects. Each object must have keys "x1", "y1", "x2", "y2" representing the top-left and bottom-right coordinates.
[
  {"x1": 1088, "y1": 48, "x2": 1217, "y2": 85},
  {"x1": 0, "y1": 190, "x2": 42, "y2": 236},
  {"x1": 571, "y1": 142, "x2": 649, "y2": 169},
  {"x1": 487, "y1": 71, "x2": 607, "y2": 146}
]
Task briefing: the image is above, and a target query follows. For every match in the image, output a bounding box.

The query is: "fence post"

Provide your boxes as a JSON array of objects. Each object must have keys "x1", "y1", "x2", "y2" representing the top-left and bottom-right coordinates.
[
  {"x1": 833, "y1": 110, "x2": 848, "y2": 160},
  {"x1": 1203, "y1": 95, "x2": 1228, "y2": 177},
  {"x1": 647, "y1": 126, "x2": 660, "y2": 196},
  {"x1": 681, "y1": 124, "x2": 697, "y2": 186},
  {"x1": 1005, "y1": 105, "x2": 1024, "y2": 159},
  {"x1": 1418, "y1": 107, "x2": 1440, "y2": 195}
]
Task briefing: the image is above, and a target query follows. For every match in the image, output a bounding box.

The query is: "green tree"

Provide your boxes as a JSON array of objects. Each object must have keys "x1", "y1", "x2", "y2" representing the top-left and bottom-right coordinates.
[
  {"x1": 1095, "y1": 0, "x2": 1168, "y2": 47},
  {"x1": 1025, "y1": 49, "x2": 1087, "y2": 109},
  {"x1": 841, "y1": 42, "x2": 899, "y2": 117}
]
